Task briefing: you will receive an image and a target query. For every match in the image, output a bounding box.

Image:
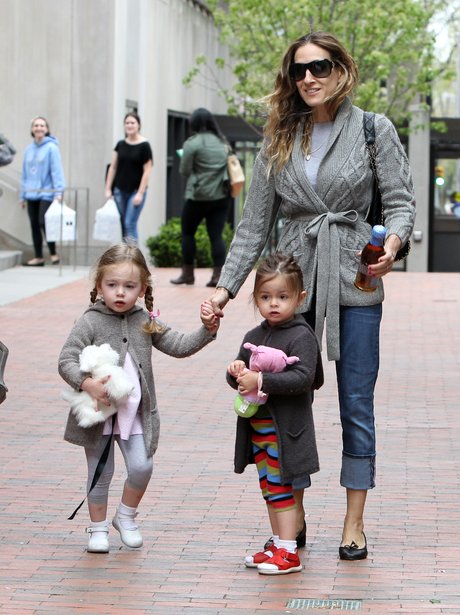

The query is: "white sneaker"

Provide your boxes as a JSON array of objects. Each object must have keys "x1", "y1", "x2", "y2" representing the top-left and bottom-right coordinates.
[
  {"x1": 86, "y1": 526, "x2": 109, "y2": 553},
  {"x1": 112, "y1": 511, "x2": 143, "y2": 548}
]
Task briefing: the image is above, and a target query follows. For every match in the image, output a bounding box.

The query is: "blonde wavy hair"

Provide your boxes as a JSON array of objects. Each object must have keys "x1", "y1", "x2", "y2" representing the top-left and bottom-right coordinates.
[
  {"x1": 264, "y1": 32, "x2": 358, "y2": 174},
  {"x1": 90, "y1": 243, "x2": 162, "y2": 334}
]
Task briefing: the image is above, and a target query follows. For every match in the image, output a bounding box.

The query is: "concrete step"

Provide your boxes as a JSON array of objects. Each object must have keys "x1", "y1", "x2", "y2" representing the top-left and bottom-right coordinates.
[{"x1": 0, "y1": 250, "x2": 23, "y2": 271}]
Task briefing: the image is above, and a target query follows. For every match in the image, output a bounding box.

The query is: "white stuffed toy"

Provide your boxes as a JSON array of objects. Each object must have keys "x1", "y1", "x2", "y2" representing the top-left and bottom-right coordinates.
[{"x1": 63, "y1": 343, "x2": 134, "y2": 428}]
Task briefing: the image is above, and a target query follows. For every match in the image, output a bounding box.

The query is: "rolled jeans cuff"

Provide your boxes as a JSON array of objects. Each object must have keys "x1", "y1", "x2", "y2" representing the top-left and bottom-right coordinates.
[{"x1": 340, "y1": 453, "x2": 375, "y2": 490}]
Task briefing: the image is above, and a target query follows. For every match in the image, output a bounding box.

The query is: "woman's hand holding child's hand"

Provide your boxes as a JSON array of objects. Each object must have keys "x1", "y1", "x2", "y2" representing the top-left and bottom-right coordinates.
[
  {"x1": 80, "y1": 376, "x2": 111, "y2": 408},
  {"x1": 200, "y1": 300, "x2": 220, "y2": 334}
]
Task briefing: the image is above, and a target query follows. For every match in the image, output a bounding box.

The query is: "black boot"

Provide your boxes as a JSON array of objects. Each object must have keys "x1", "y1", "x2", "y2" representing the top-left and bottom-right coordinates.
[
  {"x1": 170, "y1": 265, "x2": 195, "y2": 285},
  {"x1": 206, "y1": 266, "x2": 222, "y2": 288},
  {"x1": 0, "y1": 341, "x2": 9, "y2": 404}
]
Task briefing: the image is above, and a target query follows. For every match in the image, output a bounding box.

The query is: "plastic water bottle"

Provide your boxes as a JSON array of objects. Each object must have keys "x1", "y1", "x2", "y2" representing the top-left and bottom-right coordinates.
[{"x1": 354, "y1": 225, "x2": 387, "y2": 292}]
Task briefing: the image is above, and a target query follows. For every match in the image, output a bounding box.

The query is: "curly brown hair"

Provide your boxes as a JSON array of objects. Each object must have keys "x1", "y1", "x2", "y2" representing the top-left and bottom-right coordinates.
[{"x1": 264, "y1": 32, "x2": 358, "y2": 174}]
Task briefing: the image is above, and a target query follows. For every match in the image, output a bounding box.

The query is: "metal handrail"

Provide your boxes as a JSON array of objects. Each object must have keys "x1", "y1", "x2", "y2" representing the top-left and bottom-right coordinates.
[{"x1": 0, "y1": 178, "x2": 90, "y2": 271}]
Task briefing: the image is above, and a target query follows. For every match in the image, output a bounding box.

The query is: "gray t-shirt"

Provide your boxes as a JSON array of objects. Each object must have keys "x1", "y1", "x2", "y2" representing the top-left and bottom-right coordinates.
[{"x1": 304, "y1": 121, "x2": 333, "y2": 190}]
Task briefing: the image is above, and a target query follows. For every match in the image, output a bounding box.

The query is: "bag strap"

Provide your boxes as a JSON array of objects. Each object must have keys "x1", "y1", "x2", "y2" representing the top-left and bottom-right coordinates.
[
  {"x1": 363, "y1": 112, "x2": 375, "y2": 144},
  {"x1": 363, "y1": 111, "x2": 378, "y2": 180},
  {"x1": 363, "y1": 111, "x2": 384, "y2": 226},
  {"x1": 67, "y1": 414, "x2": 115, "y2": 520},
  {"x1": 363, "y1": 112, "x2": 410, "y2": 260}
]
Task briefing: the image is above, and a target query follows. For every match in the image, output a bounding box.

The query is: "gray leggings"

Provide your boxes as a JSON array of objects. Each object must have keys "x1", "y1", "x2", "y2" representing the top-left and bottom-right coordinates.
[{"x1": 85, "y1": 434, "x2": 153, "y2": 505}]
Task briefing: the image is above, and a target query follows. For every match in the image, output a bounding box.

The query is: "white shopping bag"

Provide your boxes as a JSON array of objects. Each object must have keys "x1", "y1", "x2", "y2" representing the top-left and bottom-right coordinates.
[
  {"x1": 93, "y1": 198, "x2": 122, "y2": 243},
  {"x1": 44, "y1": 199, "x2": 77, "y2": 242}
]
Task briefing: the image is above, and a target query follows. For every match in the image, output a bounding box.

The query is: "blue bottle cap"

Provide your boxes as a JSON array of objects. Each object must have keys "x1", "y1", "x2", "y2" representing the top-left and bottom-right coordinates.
[{"x1": 373, "y1": 225, "x2": 387, "y2": 238}]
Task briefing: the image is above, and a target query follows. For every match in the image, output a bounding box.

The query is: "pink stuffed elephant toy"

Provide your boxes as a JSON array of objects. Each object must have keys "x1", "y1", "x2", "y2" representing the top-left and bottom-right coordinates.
[{"x1": 234, "y1": 342, "x2": 299, "y2": 417}]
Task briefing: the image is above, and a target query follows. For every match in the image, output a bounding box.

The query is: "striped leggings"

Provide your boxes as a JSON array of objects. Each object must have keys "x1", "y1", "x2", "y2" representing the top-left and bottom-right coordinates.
[{"x1": 250, "y1": 416, "x2": 296, "y2": 512}]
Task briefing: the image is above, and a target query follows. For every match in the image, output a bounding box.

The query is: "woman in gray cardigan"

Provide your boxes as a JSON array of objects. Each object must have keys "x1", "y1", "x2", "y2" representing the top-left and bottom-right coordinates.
[
  {"x1": 210, "y1": 32, "x2": 416, "y2": 561},
  {"x1": 171, "y1": 107, "x2": 230, "y2": 288}
]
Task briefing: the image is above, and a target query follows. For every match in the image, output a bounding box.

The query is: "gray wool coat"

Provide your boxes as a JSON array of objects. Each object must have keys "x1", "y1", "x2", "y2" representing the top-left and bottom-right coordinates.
[
  {"x1": 59, "y1": 301, "x2": 215, "y2": 457},
  {"x1": 227, "y1": 316, "x2": 324, "y2": 483},
  {"x1": 218, "y1": 99, "x2": 416, "y2": 360}
]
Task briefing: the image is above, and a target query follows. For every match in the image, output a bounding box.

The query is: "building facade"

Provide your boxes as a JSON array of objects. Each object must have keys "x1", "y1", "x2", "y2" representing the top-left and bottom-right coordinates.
[{"x1": 0, "y1": 0, "x2": 235, "y2": 261}]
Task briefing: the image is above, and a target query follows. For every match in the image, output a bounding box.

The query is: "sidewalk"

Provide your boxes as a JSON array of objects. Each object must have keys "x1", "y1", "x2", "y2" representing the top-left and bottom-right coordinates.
[
  {"x1": 0, "y1": 265, "x2": 459, "y2": 614},
  {"x1": 0, "y1": 264, "x2": 90, "y2": 306}
]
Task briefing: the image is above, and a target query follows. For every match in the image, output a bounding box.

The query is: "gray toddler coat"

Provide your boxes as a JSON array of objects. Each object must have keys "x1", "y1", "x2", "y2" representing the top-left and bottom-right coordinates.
[{"x1": 59, "y1": 301, "x2": 215, "y2": 457}]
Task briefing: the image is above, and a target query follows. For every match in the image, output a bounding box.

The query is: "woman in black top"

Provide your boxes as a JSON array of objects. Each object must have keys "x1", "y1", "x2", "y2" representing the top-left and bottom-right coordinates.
[{"x1": 105, "y1": 112, "x2": 153, "y2": 243}]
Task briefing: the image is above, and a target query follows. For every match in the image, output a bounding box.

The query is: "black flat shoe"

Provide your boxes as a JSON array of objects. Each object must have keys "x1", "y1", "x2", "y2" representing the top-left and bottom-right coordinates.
[
  {"x1": 263, "y1": 520, "x2": 307, "y2": 550},
  {"x1": 23, "y1": 260, "x2": 45, "y2": 267},
  {"x1": 296, "y1": 520, "x2": 307, "y2": 548},
  {"x1": 339, "y1": 532, "x2": 368, "y2": 560}
]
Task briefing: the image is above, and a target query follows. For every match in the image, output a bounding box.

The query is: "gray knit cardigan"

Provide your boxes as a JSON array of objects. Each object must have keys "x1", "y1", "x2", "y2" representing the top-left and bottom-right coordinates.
[
  {"x1": 59, "y1": 301, "x2": 215, "y2": 457},
  {"x1": 218, "y1": 99, "x2": 416, "y2": 360}
]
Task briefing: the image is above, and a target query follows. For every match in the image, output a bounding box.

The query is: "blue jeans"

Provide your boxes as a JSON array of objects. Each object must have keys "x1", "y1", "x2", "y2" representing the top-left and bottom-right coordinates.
[
  {"x1": 113, "y1": 187, "x2": 147, "y2": 242},
  {"x1": 336, "y1": 304, "x2": 382, "y2": 490}
]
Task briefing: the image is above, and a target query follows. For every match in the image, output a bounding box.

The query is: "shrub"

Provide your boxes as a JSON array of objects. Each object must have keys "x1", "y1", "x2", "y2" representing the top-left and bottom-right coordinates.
[{"x1": 146, "y1": 217, "x2": 234, "y2": 267}]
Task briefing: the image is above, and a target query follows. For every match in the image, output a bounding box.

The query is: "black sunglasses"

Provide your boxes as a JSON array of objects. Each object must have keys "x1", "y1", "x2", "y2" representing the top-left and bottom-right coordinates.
[{"x1": 289, "y1": 59, "x2": 335, "y2": 81}]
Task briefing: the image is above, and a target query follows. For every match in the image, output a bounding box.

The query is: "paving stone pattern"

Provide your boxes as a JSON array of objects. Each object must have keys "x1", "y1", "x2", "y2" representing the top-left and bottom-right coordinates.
[{"x1": 0, "y1": 267, "x2": 459, "y2": 614}]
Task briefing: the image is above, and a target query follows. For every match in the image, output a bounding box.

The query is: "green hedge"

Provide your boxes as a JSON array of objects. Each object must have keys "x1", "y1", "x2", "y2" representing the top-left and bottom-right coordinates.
[{"x1": 146, "y1": 217, "x2": 234, "y2": 267}]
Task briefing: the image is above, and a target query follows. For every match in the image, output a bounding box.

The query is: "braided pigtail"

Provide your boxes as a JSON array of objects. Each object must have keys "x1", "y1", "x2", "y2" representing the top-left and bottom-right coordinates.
[
  {"x1": 142, "y1": 284, "x2": 163, "y2": 333},
  {"x1": 144, "y1": 285, "x2": 153, "y2": 312},
  {"x1": 89, "y1": 286, "x2": 98, "y2": 304}
]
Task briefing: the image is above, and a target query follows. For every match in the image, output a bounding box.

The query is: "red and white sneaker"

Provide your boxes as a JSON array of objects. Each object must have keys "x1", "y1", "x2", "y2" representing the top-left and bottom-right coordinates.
[
  {"x1": 244, "y1": 545, "x2": 278, "y2": 568},
  {"x1": 257, "y1": 548, "x2": 302, "y2": 575}
]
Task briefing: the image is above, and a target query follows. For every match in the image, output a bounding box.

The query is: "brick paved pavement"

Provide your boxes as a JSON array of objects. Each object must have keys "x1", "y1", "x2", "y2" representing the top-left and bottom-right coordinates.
[{"x1": 0, "y1": 266, "x2": 459, "y2": 614}]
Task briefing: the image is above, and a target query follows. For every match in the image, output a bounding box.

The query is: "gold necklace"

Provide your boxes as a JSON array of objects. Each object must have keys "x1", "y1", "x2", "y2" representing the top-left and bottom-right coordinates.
[
  {"x1": 305, "y1": 140, "x2": 327, "y2": 161},
  {"x1": 306, "y1": 123, "x2": 332, "y2": 161}
]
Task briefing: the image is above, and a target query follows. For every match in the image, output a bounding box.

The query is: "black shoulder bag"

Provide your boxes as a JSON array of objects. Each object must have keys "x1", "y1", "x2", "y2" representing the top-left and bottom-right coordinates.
[{"x1": 363, "y1": 111, "x2": 411, "y2": 261}]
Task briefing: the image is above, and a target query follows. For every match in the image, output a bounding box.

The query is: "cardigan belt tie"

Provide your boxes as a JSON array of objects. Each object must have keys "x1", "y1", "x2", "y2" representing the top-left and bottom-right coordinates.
[{"x1": 304, "y1": 210, "x2": 358, "y2": 361}]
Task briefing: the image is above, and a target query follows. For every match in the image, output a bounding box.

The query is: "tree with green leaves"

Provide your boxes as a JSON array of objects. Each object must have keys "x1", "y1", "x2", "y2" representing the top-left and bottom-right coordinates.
[{"x1": 184, "y1": 0, "x2": 459, "y2": 127}]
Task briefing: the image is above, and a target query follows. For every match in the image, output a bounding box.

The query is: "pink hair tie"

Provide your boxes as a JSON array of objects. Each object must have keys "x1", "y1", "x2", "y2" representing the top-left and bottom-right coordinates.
[{"x1": 149, "y1": 309, "x2": 160, "y2": 321}]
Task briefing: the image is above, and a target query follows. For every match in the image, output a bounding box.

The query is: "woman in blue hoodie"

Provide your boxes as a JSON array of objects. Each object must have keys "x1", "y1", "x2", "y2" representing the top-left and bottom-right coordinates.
[{"x1": 20, "y1": 116, "x2": 65, "y2": 266}]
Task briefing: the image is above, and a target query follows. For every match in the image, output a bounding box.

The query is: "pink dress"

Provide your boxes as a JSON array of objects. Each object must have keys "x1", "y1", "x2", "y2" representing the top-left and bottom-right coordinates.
[{"x1": 102, "y1": 352, "x2": 142, "y2": 439}]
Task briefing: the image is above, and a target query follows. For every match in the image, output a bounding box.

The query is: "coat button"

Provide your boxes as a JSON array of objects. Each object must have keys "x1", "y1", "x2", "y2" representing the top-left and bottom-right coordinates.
[{"x1": 123, "y1": 337, "x2": 127, "y2": 343}]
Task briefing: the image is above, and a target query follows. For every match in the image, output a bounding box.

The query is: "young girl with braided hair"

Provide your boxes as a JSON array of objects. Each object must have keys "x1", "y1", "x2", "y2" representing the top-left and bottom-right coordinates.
[{"x1": 59, "y1": 243, "x2": 217, "y2": 553}]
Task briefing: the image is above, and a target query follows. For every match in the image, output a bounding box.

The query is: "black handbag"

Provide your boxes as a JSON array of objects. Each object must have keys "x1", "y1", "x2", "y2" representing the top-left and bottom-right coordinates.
[{"x1": 363, "y1": 112, "x2": 411, "y2": 261}]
